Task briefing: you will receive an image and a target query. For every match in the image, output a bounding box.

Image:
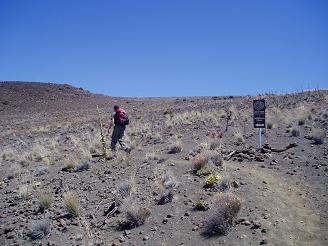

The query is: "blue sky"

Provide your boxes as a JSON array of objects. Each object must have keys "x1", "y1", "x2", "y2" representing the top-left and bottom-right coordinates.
[{"x1": 0, "y1": 0, "x2": 327, "y2": 97}]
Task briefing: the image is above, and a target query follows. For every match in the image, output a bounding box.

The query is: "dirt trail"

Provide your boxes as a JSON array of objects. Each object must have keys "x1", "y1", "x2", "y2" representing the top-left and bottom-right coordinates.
[{"x1": 228, "y1": 162, "x2": 322, "y2": 246}]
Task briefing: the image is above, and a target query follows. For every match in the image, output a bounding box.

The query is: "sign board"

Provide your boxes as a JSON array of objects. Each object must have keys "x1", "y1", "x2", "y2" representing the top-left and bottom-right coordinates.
[{"x1": 253, "y1": 99, "x2": 265, "y2": 128}]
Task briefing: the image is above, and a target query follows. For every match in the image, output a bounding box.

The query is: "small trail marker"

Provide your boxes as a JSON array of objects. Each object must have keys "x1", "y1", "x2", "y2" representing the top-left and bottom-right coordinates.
[{"x1": 253, "y1": 99, "x2": 266, "y2": 149}]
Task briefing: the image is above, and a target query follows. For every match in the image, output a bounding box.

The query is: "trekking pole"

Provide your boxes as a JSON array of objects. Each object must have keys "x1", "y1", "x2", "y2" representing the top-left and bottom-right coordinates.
[{"x1": 96, "y1": 105, "x2": 109, "y2": 159}]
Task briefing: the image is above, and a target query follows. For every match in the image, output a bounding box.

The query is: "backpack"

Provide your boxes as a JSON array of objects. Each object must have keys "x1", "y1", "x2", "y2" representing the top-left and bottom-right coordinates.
[{"x1": 115, "y1": 108, "x2": 129, "y2": 126}]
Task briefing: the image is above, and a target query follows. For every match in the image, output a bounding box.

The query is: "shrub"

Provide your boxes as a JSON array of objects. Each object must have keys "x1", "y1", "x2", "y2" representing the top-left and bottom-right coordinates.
[
  {"x1": 309, "y1": 128, "x2": 326, "y2": 144},
  {"x1": 195, "y1": 199, "x2": 209, "y2": 211},
  {"x1": 159, "y1": 175, "x2": 176, "y2": 191},
  {"x1": 210, "y1": 153, "x2": 224, "y2": 168},
  {"x1": 62, "y1": 159, "x2": 75, "y2": 171},
  {"x1": 210, "y1": 140, "x2": 221, "y2": 150},
  {"x1": 38, "y1": 193, "x2": 53, "y2": 211},
  {"x1": 118, "y1": 206, "x2": 151, "y2": 229},
  {"x1": 74, "y1": 161, "x2": 90, "y2": 172},
  {"x1": 192, "y1": 154, "x2": 208, "y2": 171},
  {"x1": 297, "y1": 116, "x2": 306, "y2": 125},
  {"x1": 291, "y1": 127, "x2": 300, "y2": 137},
  {"x1": 18, "y1": 184, "x2": 31, "y2": 199},
  {"x1": 205, "y1": 174, "x2": 221, "y2": 187},
  {"x1": 158, "y1": 190, "x2": 174, "y2": 205},
  {"x1": 234, "y1": 130, "x2": 245, "y2": 144},
  {"x1": 63, "y1": 192, "x2": 79, "y2": 217},
  {"x1": 218, "y1": 177, "x2": 231, "y2": 192},
  {"x1": 144, "y1": 152, "x2": 159, "y2": 162},
  {"x1": 2, "y1": 150, "x2": 15, "y2": 162},
  {"x1": 168, "y1": 142, "x2": 182, "y2": 154},
  {"x1": 118, "y1": 180, "x2": 135, "y2": 199},
  {"x1": 29, "y1": 219, "x2": 50, "y2": 240},
  {"x1": 196, "y1": 165, "x2": 214, "y2": 177},
  {"x1": 202, "y1": 193, "x2": 242, "y2": 236}
]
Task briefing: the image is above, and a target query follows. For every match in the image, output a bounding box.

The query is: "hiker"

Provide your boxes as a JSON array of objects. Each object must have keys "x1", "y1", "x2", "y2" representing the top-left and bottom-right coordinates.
[{"x1": 108, "y1": 105, "x2": 131, "y2": 153}]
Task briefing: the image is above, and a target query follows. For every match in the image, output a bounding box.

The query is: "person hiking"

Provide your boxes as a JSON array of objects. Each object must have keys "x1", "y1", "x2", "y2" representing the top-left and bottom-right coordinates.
[{"x1": 108, "y1": 105, "x2": 131, "y2": 153}]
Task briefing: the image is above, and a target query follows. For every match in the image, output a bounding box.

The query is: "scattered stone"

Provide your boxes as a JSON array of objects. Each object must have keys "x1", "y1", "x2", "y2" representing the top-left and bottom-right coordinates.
[
  {"x1": 251, "y1": 220, "x2": 262, "y2": 229},
  {"x1": 260, "y1": 239, "x2": 268, "y2": 245},
  {"x1": 192, "y1": 226, "x2": 199, "y2": 231},
  {"x1": 232, "y1": 181, "x2": 239, "y2": 188},
  {"x1": 143, "y1": 236, "x2": 149, "y2": 241},
  {"x1": 163, "y1": 218, "x2": 168, "y2": 224}
]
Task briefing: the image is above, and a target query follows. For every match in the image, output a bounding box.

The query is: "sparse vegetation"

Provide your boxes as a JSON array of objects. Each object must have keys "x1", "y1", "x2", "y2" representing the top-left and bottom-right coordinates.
[
  {"x1": 118, "y1": 206, "x2": 151, "y2": 230},
  {"x1": 192, "y1": 154, "x2": 208, "y2": 171},
  {"x1": 18, "y1": 184, "x2": 31, "y2": 199},
  {"x1": 118, "y1": 179, "x2": 135, "y2": 199},
  {"x1": 62, "y1": 159, "x2": 75, "y2": 171},
  {"x1": 37, "y1": 193, "x2": 53, "y2": 211},
  {"x1": 196, "y1": 165, "x2": 215, "y2": 177},
  {"x1": 234, "y1": 130, "x2": 245, "y2": 144},
  {"x1": 309, "y1": 128, "x2": 326, "y2": 144},
  {"x1": 205, "y1": 174, "x2": 221, "y2": 187},
  {"x1": 29, "y1": 219, "x2": 50, "y2": 240},
  {"x1": 168, "y1": 141, "x2": 182, "y2": 154},
  {"x1": 210, "y1": 140, "x2": 221, "y2": 150},
  {"x1": 203, "y1": 193, "x2": 242, "y2": 236},
  {"x1": 291, "y1": 127, "x2": 300, "y2": 137},
  {"x1": 74, "y1": 161, "x2": 90, "y2": 172},
  {"x1": 209, "y1": 152, "x2": 224, "y2": 168},
  {"x1": 63, "y1": 192, "x2": 79, "y2": 217},
  {"x1": 195, "y1": 199, "x2": 209, "y2": 211}
]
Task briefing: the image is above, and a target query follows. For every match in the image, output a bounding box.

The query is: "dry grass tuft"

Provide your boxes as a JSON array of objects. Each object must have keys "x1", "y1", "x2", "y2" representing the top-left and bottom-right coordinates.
[
  {"x1": 234, "y1": 130, "x2": 245, "y2": 144},
  {"x1": 291, "y1": 127, "x2": 300, "y2": 137},
  {"x1": 63, "y1": 192, "x2": 79, "y2": 217},
  {"x1": 168, "y1": 142, "x2": 182, "y2": 154},
  {"x1": 18, "y1": 184, "x2": 31, "y2": 199},
  {"x1": 309, "y1": 128, "x2": 326, "y2": 144},
  {"x1": 118, "y1": 179, "x2": 135, "y2": 199},
  {"x1": 203, "y1": 193, "x2": 242, "y2": 237},
  {"x1": 118, "y1": 206, "x2": 151, "y2": 230},
  {"x1": 209, "y1": 152, "x2": 224, "y2": 168},
  {"x1": 38, "y1": 193, "x2": 53, "y2": 211}
]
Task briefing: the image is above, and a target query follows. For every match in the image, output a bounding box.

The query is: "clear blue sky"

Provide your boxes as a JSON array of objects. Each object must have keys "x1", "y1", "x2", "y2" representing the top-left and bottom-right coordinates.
[{"x1": 0, "y1": 0, "x2": 327, "y2": 97}]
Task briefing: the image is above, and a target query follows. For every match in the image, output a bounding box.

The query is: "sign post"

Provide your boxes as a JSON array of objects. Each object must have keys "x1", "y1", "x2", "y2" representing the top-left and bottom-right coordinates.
[{"x1": 253, "y1": 100, "x2": 266, "y2": 149}]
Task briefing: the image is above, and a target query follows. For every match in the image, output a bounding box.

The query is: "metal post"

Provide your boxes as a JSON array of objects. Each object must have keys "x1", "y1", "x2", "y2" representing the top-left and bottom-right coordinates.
[{"x1": 259, "y1": 128, "x2": 262, "y2": 149}]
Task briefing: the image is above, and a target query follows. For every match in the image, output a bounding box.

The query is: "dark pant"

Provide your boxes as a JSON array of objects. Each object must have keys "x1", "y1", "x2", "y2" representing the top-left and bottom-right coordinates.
[{"x1": 111, "y1": 125, "x2": 129, "y2": 151}]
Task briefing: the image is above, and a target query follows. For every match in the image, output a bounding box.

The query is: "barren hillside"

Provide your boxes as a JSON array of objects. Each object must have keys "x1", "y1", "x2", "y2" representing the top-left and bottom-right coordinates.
[{"x1": 0, "y1": 82, "x2": 327, "y2": 246}]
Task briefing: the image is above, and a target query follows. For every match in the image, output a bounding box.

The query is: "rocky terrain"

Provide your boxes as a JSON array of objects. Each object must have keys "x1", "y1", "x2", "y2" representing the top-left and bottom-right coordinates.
[{"x1": 0, "y1": 81, "x2": 327, "y2": 246}]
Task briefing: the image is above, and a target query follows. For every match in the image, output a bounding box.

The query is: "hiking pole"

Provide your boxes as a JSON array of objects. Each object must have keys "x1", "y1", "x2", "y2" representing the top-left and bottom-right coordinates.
[{"x1": 96, "y1": 105, "x2": 109, "y2": 159}]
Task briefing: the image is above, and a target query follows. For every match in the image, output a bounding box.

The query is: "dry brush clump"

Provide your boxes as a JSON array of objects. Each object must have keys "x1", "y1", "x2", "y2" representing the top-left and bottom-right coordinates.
[
  {"x1": 309, "y1": 128, "x2": 326, "y2": 144},
  {"x1": 118, "y1": 205, "x2": 151, "y2": 230},
  {"x1": 63, "y1": 192, "x2": 79, "y2": 217},
  {"x1": 118, "y1": 179, "x2": 135, "y2": 200},
  {"x1": 168, "y1": 141, "x2": 182, "y2": 154},
  {"x1": 29, "y1": 219, "x2": 51, "y2": 240},
  {"x1": 202, "y1": 193, "x2": 242, "y2": 237},
  {"x1": 157, "y1": 174, "x2": 176, "y2": 205},
  {"x1": 291, "y1": 126, "x2": 300, "y2": 137},
  {"x1": 233, "y1": 129, "x2": 245, "y2": 144},
  {"x1": 37, "y1": 192, "x2": 53, "y2": 212}
]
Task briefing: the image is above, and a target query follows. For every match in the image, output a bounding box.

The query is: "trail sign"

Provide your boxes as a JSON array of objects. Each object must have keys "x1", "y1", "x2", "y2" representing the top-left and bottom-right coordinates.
[{"x1": 253, "y1": 99, "x2": 266, "y2": 128}]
